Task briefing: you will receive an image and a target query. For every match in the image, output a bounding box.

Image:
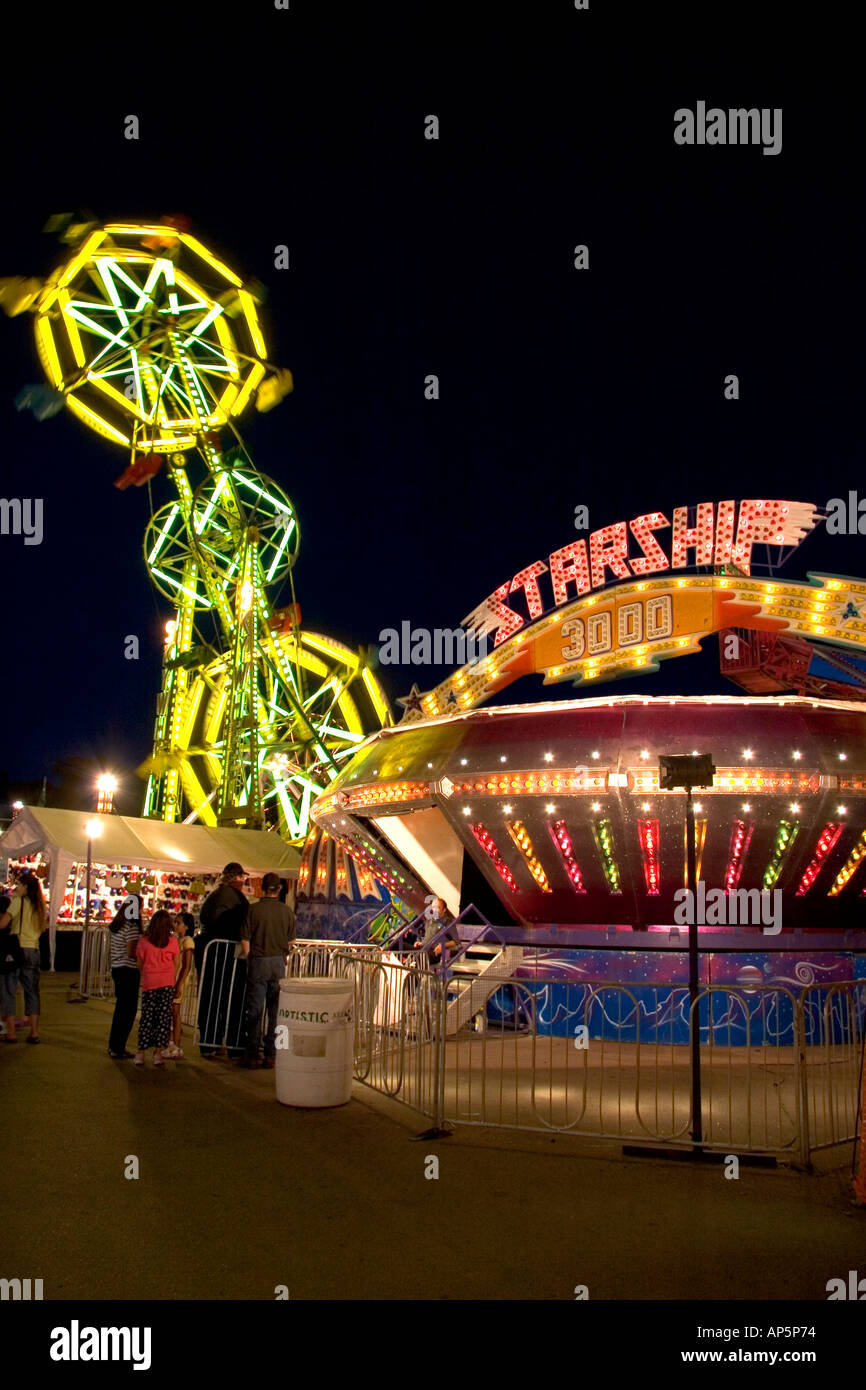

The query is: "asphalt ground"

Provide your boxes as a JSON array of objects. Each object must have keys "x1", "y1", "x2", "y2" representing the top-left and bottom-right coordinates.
[{"x1": 3, "y1": 973, "x2": 864, "y2": 1303}]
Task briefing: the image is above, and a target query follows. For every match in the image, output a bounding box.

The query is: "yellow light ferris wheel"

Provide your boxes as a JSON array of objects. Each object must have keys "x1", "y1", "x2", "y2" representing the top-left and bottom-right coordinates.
[
  {"x1": 33, "y1": 222, "x2": 271, "y2": 451},
  {"x1": 12, "y1": 217, "x2": 392, "y2": 842}
]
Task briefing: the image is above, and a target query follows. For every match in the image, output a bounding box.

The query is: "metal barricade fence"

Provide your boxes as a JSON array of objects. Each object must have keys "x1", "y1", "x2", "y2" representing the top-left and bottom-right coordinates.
[
  {"x1": 78, "y1": 926, "x2": 113, "y2": 999},
  {"x1": 188, "y1": 938, "x2": 385, "y2": 1049},
  {"x1": 696, "y1": 984, "x2": 802, "y2": 1159},
  {"x1": 332, "y1": 960, "x2": 865, "y2": 1162},
  {"x1": 83, "y1": 935, "x2": 865, "y2": 1161},
  {"x1": 334, "y1": 950, "x2": 445, "y2": 1123},
  {"x1": 800, "y1": 981, "x2": 866, "y2": 1154},
  {"x1": 445, "y1": 980, "x2": 809, "y2": 1156},
  {"x1": 77, "y1": 932, "x2": 386, "y2": 1038}
]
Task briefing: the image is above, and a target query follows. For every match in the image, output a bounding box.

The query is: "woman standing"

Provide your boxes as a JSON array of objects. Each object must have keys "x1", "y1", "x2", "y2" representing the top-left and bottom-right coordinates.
[
  {"x1": 134, "y1": 910, "x2": 179, "y2": 1067},
  {"x1": 0, "y1": 893, "x2": 24, "y2": 1042},
  {"x1": 0, "y1": 871, "x2": 47, "y2": 1042},
  {"x1": 164, "y1": 912, "x2": 195, "y2": 1059},
  {"x1": 107, "y1": 894, "x2": 142, "y2": 1059}
]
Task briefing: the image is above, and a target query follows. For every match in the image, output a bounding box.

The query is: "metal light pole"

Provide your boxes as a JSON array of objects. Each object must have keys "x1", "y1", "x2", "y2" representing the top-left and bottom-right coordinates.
[
  {"x1": 80, "y1": 818, "x2": 103, "y2": 998},
  {"x1": 684, "y1": 783, "x2": 701, "y2": 1147},
  {"x1": 660, "y1": 753, "x2": 715, "y2": 1152}
]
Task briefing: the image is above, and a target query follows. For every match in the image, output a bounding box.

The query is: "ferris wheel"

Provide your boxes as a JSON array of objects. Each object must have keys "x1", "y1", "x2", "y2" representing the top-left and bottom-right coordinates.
[{"x1": 15, "y1": 218, "x2": 391, "y2": 842}]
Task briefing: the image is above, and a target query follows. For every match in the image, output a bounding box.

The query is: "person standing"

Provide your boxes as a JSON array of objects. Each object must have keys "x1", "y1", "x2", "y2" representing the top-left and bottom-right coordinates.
[
  {"x1": 0, "y1": 894, "x2": 24, "y2": 1042},
  {"x1": 107, "y1": 894, "x2": 142, "y2": 1059},
  {"x1": 238, "y1": 872, "x2": 295, "y2": 1069},
  {"x1": 134, "y1": 910, "x2": 179, "y2": 1067},
  {"x1": 165, "y1": 912, "x2": 196, "y2": 1059},
  {"x1": 0, "y1": 871, "x2": 47, "y2": 1042},
  {"x1": 196, "y1": 864, "x2": 249, "y2": 1058},
  {"x1": 418, "y1": 896, "x2": 460, "y2": 963}
]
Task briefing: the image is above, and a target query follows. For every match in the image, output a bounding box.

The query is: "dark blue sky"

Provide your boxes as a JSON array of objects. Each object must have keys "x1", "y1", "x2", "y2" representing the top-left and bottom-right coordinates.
[{"x1": 0, "y1": 4, "x2": 862, "y2": 799}]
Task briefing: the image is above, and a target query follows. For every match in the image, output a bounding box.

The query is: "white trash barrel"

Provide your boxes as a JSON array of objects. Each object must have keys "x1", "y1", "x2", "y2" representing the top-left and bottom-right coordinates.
[{"x1": 275, "y1": 977, "x2": 354, "y2": 1107}]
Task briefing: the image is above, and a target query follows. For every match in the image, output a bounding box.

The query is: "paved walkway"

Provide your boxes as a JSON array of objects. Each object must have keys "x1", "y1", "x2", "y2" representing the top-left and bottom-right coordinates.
[{"x1": 3, "y1": 974, "x2": 863, "y2": 1301}]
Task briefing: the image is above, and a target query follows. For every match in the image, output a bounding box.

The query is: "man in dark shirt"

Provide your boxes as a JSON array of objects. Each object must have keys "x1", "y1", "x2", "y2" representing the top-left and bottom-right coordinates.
[
  {"x1": 197, "y1": 863, "x2": 250, "y2": 1057},
  {"x1": 238, "y1": 872, "x2": 295, "y2": 1069}
]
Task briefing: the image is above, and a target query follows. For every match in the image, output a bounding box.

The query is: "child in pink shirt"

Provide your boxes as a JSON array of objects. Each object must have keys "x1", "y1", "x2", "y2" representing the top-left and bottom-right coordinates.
[{"x1": 134, "y1": 911, "x2": 180, "y2": 1067}]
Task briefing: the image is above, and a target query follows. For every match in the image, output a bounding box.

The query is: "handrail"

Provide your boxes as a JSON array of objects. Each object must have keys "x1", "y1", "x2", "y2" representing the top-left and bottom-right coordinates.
[
  {"x1": 341, "y1": 907, "x2": 386, "y2": 943},
  {"x1": 383, "y1": 912, "x2": 426, "y2": 951},
  {"x1": 365, "y1": 903, "x2": 414, "y2": 944},
  {"x1": 398, "y1": 903, "x2": 504, "y2": 980}
]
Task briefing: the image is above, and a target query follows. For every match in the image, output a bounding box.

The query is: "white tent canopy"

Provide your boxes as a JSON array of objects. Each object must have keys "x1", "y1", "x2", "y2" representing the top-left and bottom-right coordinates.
[
  {"x1": 1, "y1": 807, "x2": 300, "y2": 966},
  {"x1": 1, "y1": 807, "x2": 300, "y2": 875}
]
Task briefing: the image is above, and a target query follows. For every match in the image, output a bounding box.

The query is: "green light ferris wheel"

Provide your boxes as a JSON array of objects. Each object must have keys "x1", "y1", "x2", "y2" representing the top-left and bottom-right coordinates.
[{"x1": 24, "y1": 220, "x2": 392, "y2": 841}]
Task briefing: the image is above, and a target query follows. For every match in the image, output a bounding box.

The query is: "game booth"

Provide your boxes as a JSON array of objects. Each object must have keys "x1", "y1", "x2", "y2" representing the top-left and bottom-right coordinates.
[{"x1": 0, "y1": 806, "x2": 300, "y2": 970}]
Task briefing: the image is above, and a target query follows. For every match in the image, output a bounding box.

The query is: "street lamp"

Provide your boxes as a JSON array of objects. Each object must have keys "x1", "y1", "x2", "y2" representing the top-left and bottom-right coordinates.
[
  {"x1": 659, "y1": 752, "x2": 716, "y2": 1150},
  {"x1": 95, "y1": 774, "x2": 118, "y2": 815}
]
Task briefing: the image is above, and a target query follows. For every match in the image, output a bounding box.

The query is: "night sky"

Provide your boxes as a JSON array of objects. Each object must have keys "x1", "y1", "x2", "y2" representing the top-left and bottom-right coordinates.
[{"x1": 0, "y1": 5, "x2": 862, "y2": 806}]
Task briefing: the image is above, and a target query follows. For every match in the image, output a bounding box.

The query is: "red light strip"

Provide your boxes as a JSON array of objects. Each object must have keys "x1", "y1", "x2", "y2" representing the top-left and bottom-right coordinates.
[
  {"x1": 349, "y1": 851, "x2": 378, "y2": 899},
  {"x1": 297, "y1": 828, "x2": 316, "y2": 892},
  {"x1": 724, "y1": 819, "x2": 754, "y2": 891},
  {"x1": 796, "y1": 822, "x2": 843, "y2": 897},
  {"x1": 335, "y1": 844, "x2": 349, "y2": 897},
  {"x1": 470, "y1": 823, "x2": 519, "y2": 892},
  {"x1": 315, "y1": 833, "x2": 330, "y2": 893},
  {"x1": 637, "y1": 818, "x2": 661, "y2": 895},
  {"x1": 548, "y1": 820, "x2": 585, "y2": 893}
]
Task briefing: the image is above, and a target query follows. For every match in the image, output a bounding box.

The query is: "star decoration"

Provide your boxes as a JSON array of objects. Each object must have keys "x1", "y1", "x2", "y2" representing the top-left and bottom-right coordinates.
[
  {"x1": 274, "y1": 509, "x2": 293, "y2": 534},
  {"x1": 447, "y1": 690, "x2": 458, "y2": 705},
  {"x1": 397, "y1": 683, "x2": 424, "y2": 715}
]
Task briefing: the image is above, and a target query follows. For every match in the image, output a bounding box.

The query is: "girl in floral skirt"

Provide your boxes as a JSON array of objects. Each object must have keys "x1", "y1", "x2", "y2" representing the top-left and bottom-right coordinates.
[{"x1": 134, "y1": 910, "x2": 179, "y2": 1066}]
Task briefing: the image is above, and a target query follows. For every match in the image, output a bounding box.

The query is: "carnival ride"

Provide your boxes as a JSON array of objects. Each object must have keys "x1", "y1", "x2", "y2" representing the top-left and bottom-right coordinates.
[
  {"x1": 311, "y1": 692, "x2": 866, "y2": 931},
  {"x1": 310, "y1": 499, "x2": 866, "y2": 939},
  {"x1": 3, "y1": 219, "x2": 392, "y2": 846}
]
